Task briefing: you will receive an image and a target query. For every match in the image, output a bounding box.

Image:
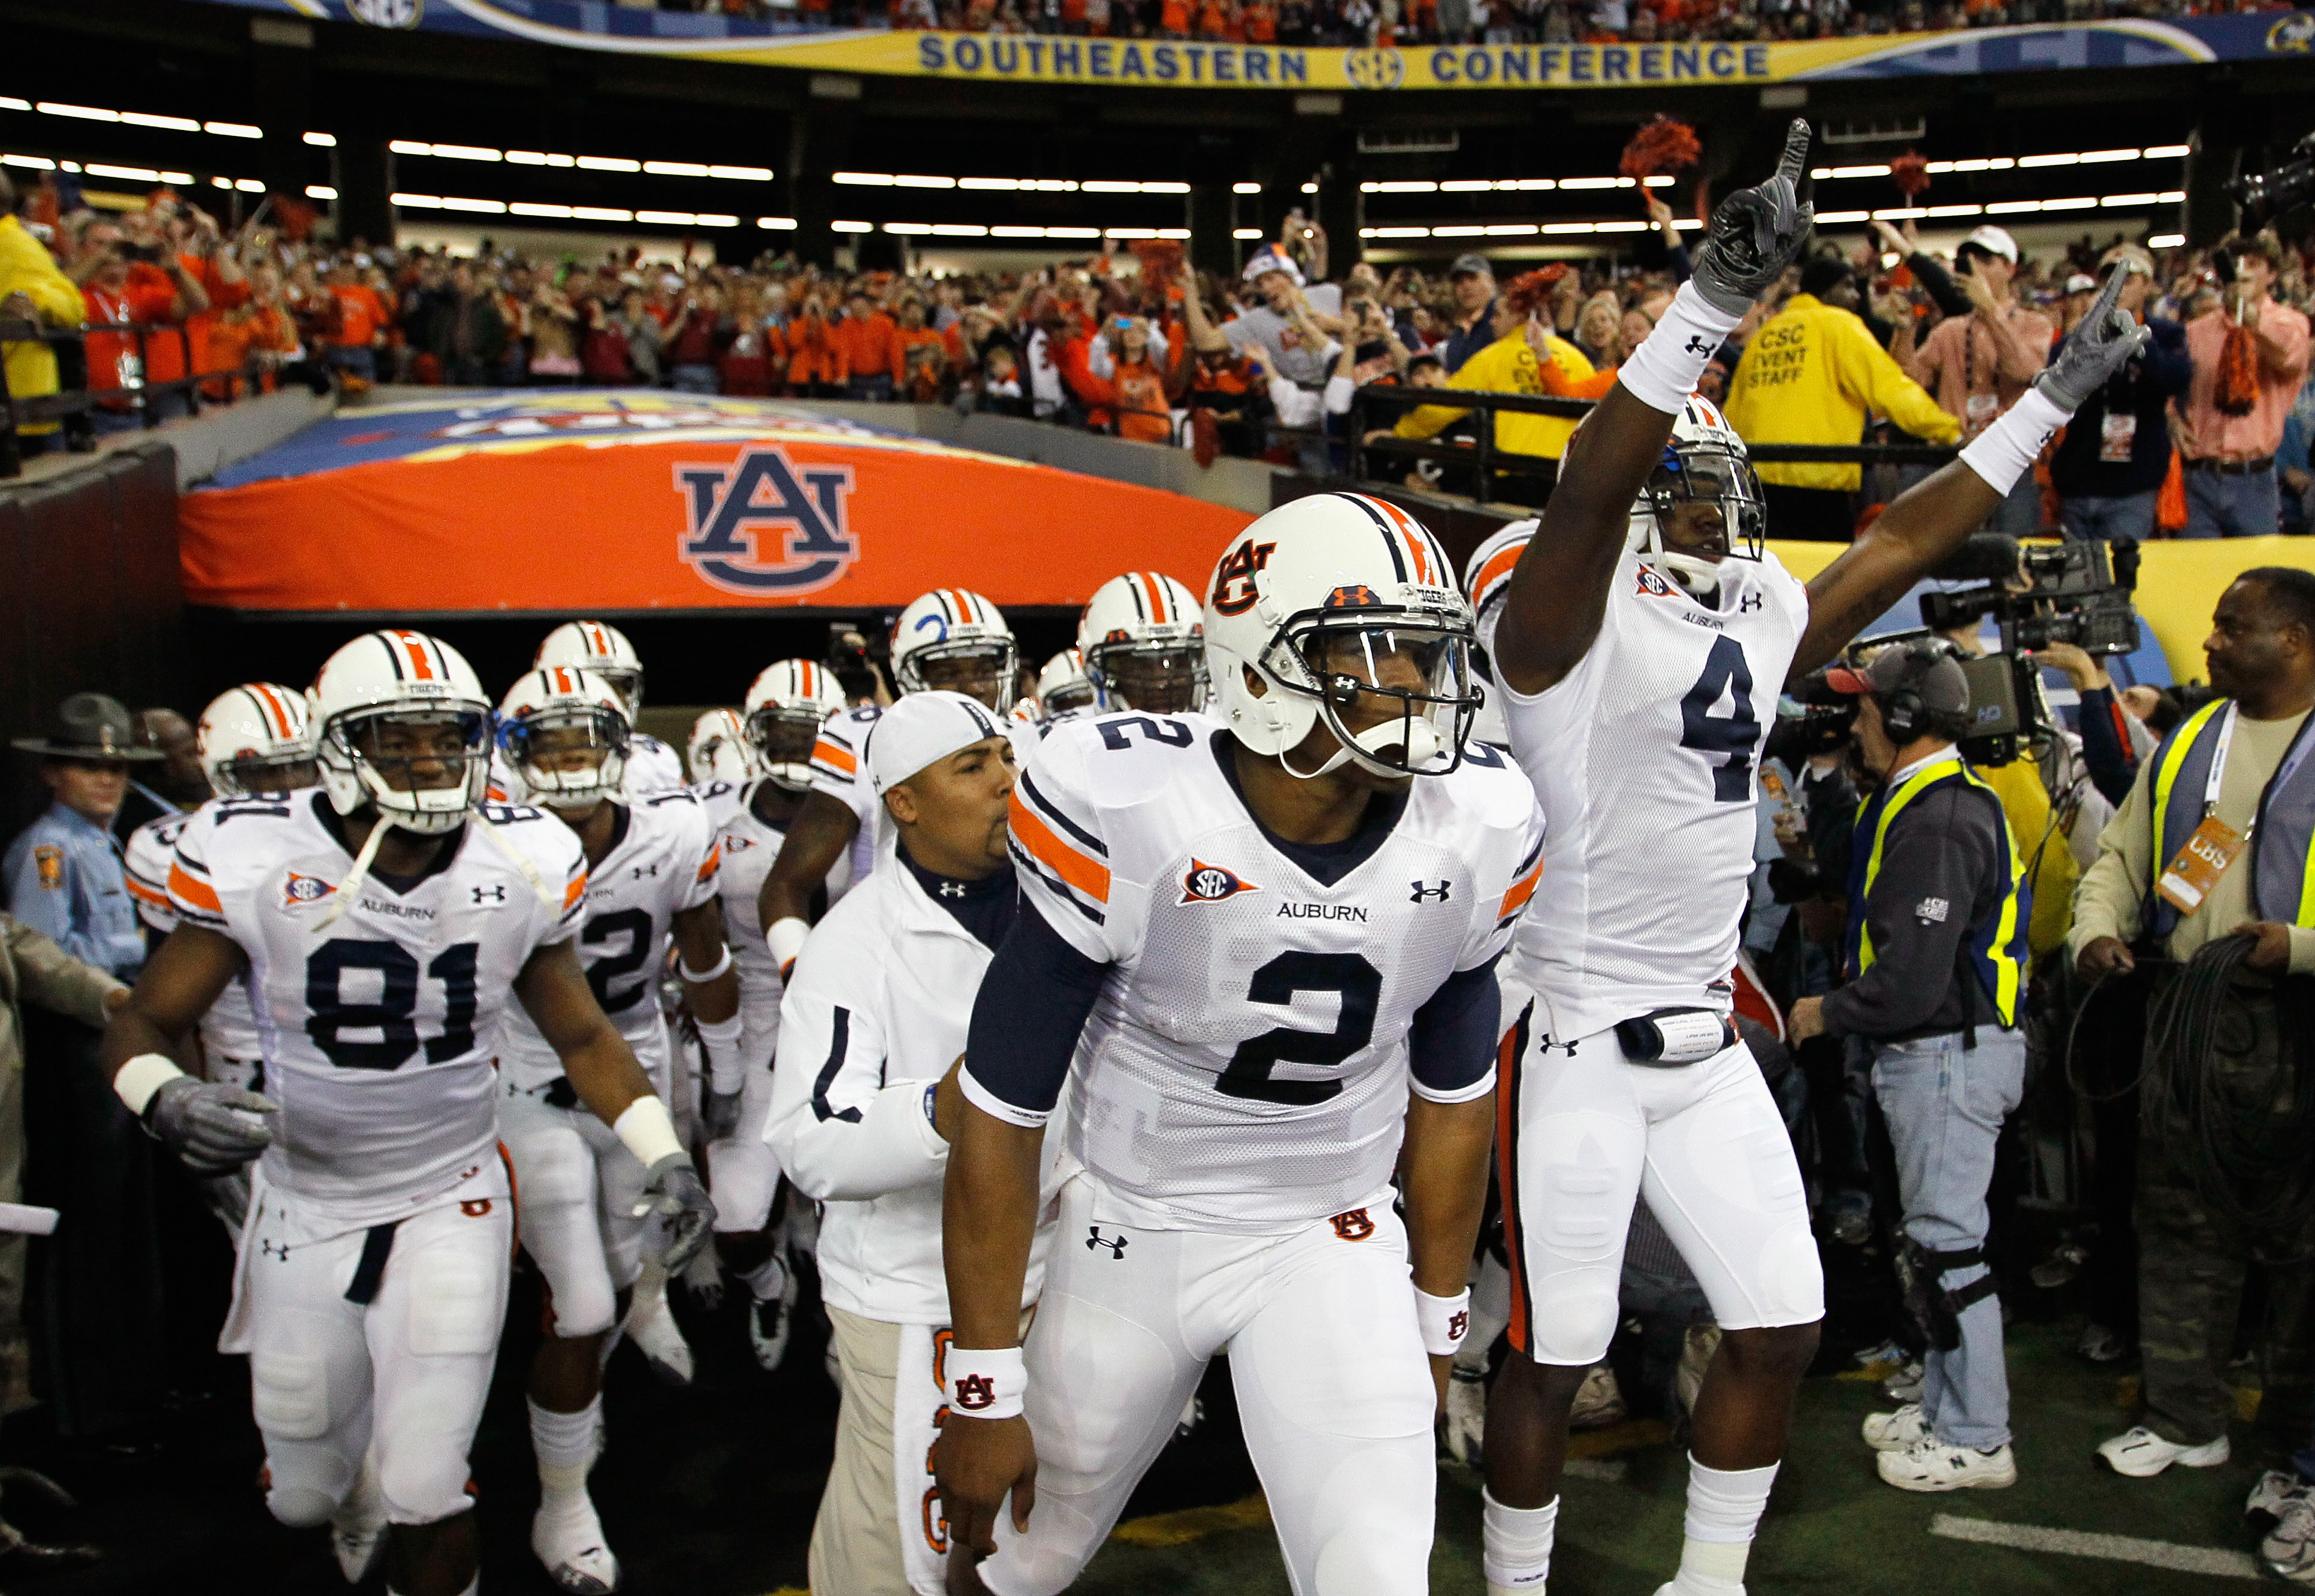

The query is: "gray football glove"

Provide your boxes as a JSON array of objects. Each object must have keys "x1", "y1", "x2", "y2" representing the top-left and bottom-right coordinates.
[
  {"x1": 146, "y1": 1077, "x2": 277, "y2": 1175},
  {"x1": 636, "y1": 1153, "x2": 717, "y2": 1275},
  {"x1": 702, "y1": 1086, "x2": 744, "y2": 1143},
  {"x1": 2033, "y1": 267, "x2": 2152, "y2": 415},
  {"x1": 1690, "y1": 119, "x2": 1817, "y2": 318}
]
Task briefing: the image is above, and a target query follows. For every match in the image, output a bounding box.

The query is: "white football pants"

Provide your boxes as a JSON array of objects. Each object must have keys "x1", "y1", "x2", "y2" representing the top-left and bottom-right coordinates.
[
  {"x1": 708, "y1": 1006, "x2": 782, "y2": 1235},
  {"x1": 500, "y1": 1090, "x2": 647, "y2": 1339}
]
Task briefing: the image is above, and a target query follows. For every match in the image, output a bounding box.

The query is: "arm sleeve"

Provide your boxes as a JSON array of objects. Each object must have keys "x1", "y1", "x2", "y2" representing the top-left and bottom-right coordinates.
[
  {"x1": 1005, "y1": 731, "x2": 1130, "y2": 965},
  {"x1": 1408, "y1": 953, "x2": 1502, "y2": 1104},
  {"x1": 3, "y1": 916, "x2": 123, "y2": 1029},
  {"x1": 1820, "y1": 789, "x2": 1994, "y2": 1038},
  {"x1": 2074, "y1": 687, "x2": 2139, "y2": 806},
  {"x1": 675, "y1": 803, "x2": 721, "y2": 913},
  {"x1": 1465, "y1": 802, "x2": 1546, "y2": 970},
  {"x1": 960, "y1": 908, "x2": 1110, "y2": 1129},
  {"x1": 1845, "y1": 317, "x2": 1964, "y2": 443},
  {"x1": 764, "y1": 930, "x2": 944, "y2": 1202}
]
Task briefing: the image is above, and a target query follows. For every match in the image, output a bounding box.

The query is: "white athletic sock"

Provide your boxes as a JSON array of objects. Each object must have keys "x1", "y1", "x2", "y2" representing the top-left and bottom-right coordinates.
[
  {"x1": 1672, "y1": 1456, "x2": 1779, "y2": 1594},
  {"x1": 739, "y1": 1250, "x2": 788, "y2": 1302},
  {"x1": 530, "y1": 1395, "x2": 602, "y2": 1511},
  {"x1": 1482, "y1": 1488, "x2": 1558, "y2": 1596}
]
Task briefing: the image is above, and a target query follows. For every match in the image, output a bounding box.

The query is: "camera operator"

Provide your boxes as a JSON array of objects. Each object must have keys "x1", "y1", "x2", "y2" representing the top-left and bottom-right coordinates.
[
  {"x1": 2050, "y1": 247, "x2": 2192, "y2": 546},
  {"x1": 2071, "y1": 567, "x2": 2315, "y2": 1480},
  {"x1": 1790, "y1": 642, "x2": 2031, "y2": 1494}
]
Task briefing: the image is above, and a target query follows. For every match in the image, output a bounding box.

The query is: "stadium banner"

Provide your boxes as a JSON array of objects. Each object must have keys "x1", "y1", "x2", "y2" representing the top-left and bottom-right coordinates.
[
  {"x1": 197, "y1": 2, "x2": 2311, "y2": 89},
  {"x1": 179, "y1": 392, "x2": 1252, "y2": 615}
]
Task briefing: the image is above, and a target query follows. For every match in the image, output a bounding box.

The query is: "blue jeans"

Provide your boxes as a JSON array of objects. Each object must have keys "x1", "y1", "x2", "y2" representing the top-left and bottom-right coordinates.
[
  {"x1": 2059, "y1": 489, "x2": 2157, "y2": 543},
  {"x1": 670, "y1": 364, "x2": 720, "y2": 394},
  {"x1": 327, "y1": 346, "x2": 376, "y2": 383},
  {"x1": 2181, "y1": 465, "x2": 2281, "y2": 539},
  {"x1": 1985, "y1": 473, "x2": 2042, "y2": 536},
  {"x1": 1864, "y1": 1026, "x2": 2026, "y2": 1449}
]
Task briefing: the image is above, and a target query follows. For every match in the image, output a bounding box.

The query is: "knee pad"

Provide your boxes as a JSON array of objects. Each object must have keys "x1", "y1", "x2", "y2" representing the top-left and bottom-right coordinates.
[
  {"x1": 509, "y1": 1126, "x2": 596, "y2": 1213},
  {"x1": 251, "y1": 1349, "x2": 331, "y2": 1441},
  {"x1": 266, "y1": 1483, "x2": 339, "y2": 1530},
  {"x1": 404, "y1": 1249, "x2": 504, "y2": 1359},
  {"x1": 1527, "y1": 1270, "x2": 1620, "y2": 1367},
  {"x1": 1749, "y1": 1223, "x2": 1826, "y2": 1329}
]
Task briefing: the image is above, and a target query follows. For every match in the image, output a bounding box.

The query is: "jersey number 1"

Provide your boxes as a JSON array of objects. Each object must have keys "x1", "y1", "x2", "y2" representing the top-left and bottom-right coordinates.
[
  {"x1": 1678, "y1": 635, "x2": 1761, "y2": 802},
  {"x1": 1216, "y1": 951, "x2": 1381, "y2": 1106},
  {"x1": 306, "y1": 939, "x2": 480, "y2": 1070}
]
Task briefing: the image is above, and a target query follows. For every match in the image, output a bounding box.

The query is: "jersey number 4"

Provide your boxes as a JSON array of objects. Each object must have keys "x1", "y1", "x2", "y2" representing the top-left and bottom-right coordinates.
[
  {"x1": 306, "y1": 939, "x2": 479, "y2": 1070},
  {"x1": 1678, "y1": 635, "x2": 1761, "y2": 802},
  {"x1": 1216, "y1": 951, "x2": 1381, "y2": 1106}
]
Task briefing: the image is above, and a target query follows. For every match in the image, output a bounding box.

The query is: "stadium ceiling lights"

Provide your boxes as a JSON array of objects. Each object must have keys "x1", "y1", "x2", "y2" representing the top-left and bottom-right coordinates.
[
  {"x1": 880, "y1": 221, "x2": 1190, "y2": 238},
  {"x1": 389, "y1": 141, "x2": 772, "y2": 181},
  {"x1": 1807, "y1": 145, "x2": 2190, "y2": 180},
  {"x1": 833, "y1": 172, "x2": 1191, "y2": 194},
  {"x1": 1811, "y1": 191, "x2": 2185, "y2": 223},
  {"x1": 13, "y1": 99, "x2": 260, "y2": 138},
  {"x1": 1360, "y1": 176, "x2": 1672, "y2": 194},
  {"x1": 391, "y1": 193, "x2": 741, "y2": 226}
]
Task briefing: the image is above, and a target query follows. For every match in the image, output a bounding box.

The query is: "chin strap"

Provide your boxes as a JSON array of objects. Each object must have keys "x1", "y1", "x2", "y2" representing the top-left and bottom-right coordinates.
[
  {"x1": 314, "y1": 815, "x2": 392, "y2": 930},
  {"x1": 1279, "y1": 714, "x2": 1443, "y2": 782}
]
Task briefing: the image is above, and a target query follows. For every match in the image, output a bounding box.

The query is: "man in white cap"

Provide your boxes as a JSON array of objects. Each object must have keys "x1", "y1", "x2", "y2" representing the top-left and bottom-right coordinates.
[
  {"x1": 766, "y1": 690, "x2": 1060, "y2": 1596},
  {"x1": 1906, "y1": 224, "x2": 2053, "y2": 535},
  {"x1": 1180, "y1": 246, "x2": 1342, "y2": 397}
]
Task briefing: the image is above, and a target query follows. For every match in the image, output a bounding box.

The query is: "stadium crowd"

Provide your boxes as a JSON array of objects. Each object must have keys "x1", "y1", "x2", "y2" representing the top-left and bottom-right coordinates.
[{"x1": 2, "y1": 125, "x2": 2315, "y2": 1596}]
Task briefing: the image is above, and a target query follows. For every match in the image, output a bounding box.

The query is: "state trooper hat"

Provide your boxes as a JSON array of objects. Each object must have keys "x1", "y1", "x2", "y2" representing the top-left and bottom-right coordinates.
[{"x1": 11, "y1": 693, "x2": 164, "y2": 760}]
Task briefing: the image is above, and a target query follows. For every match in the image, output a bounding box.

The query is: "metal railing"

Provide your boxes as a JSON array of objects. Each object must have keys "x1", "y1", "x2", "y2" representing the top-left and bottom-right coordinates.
[
  {"x1": 1348, "y1": 381, "x2": 1961, "y2": 504},
  {"x1": 0, "y1": 318, "x2": 277, "y2": 480}
]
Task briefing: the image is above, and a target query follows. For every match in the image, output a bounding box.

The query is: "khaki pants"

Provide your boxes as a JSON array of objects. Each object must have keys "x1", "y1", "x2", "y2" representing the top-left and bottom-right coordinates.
[{"x1": 810, "y1": 1305, "x2": 911, "y2": 1596}]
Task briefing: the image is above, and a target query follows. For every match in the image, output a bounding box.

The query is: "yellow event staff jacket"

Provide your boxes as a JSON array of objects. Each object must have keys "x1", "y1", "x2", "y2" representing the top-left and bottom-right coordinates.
[
  {"x1": 1724, "y1": 294, "x2": 1960, "y2": 494},
  {"x1": 0, "y1": 214, "x2": 86, "y2": 439},
  {"x1": 1393, "y1": 329, "x2": 1600, "y2": 464}
]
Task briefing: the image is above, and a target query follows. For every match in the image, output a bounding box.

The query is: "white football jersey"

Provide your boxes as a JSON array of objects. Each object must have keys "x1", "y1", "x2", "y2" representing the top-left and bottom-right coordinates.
[
  {"x1": 712, "y1": 778, "x2": 854, "y2": 1063},
  {"x1": 1487, "y1": 547, "x2": 1810, "y2": 1042},
  {"x1": 167, "y1": 792, "x2": 586, "y2": 1225},
  {"x1": 626, "y1": 732, "x2": 685, "y2": 795},
  {"x1": 997, "y1": 712, "x2": 1543, "y2": 1235},
  {"x1": 125, "y1": 808, "x2": 265, "y2": 1063},
  {"x1": 498, "y1": 789, "x2": 720, "y2": 1094},
  {"x1": 690, "y1": 777, "x2": 748, "y2": 833}
]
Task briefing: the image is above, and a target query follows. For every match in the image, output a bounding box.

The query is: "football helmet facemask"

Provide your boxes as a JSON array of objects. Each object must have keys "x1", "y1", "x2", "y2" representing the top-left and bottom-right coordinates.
[
  {"x1": 496, "y1": 666, "x2": 632, "y2": 814},
  {"x1": 891, "y1": 589, "x2": 1017, "y2": 709},
  {"x1": 1626, "y1": 394, "x2": 1766, "y2": 596},
  {"x1": 197, "y1": 682, "x2": 319, "y2": 798},
  {"x1": 744, "y1": 659, "x2": 848, "y2": 792},
  {"x1": 312, "y1": 630, "x2": 494, "y2": 835},
  {"x1": 536, "y1": 619, "x2": 646, "y2": 714}
]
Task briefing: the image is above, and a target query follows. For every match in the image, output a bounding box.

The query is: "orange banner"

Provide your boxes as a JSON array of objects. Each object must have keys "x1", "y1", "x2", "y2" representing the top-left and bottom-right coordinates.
[{"x1": 180, "y1": 394, "x2": 1253, "y2": 614}]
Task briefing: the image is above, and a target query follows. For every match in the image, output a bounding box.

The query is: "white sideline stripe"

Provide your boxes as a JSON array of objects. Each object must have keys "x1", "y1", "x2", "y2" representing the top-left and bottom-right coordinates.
[
  {"x1": 1929, "y1": 1514, "x2": 2262, "y2": 1579},
  {"x1": 1564, "y1": 1457, "x2": 1627, "y2": 1482}
]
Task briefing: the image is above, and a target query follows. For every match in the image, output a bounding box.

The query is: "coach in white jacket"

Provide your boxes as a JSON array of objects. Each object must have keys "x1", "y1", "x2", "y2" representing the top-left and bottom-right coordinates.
[{"x1": 769, "y1": 691, "x2": 1060, "y2": 1596}]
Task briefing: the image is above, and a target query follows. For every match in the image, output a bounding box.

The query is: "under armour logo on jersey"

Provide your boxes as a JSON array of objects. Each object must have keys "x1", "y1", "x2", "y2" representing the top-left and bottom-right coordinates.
[
  {"x1": 1330, "y1": 1209, "x2": 1376, "y2": 1241},
  {"x1": 1539, "y1": 1033, "x2": 1579, "y2": 1057},
  {"x1": 675, "y1": 446, "x2": 859, "y2": 597},
  {"x1": 633, "y1": 862, "x2": 661, "y2": 880},
  {"x1": 282, "y1": 872, "x2": 336, "y2": 909},
  {"x1": 472, "y1": 884, "x2": 506, "y2": 904},
  {"x1": 1179, "y1": 859, "x2": 1259, "y2": 905},
  {"x1": 938, "y1": 881, "x2": 968, "y2": 899},
  {"x1": 953, "y1": 1374, "x2": 998, "y2": 1411},
  {"x1": 261, "y1": 1240, "x2": 291, "y2": 1262},
  {"x1": 1739, "y1": 592, "x2": 1763, "y2": 613},
  {"x1": 1410, "y1": 879, "x2": 1452, "y2": 903},
  {"x1": 1086, "y1": 1226, "x2": 1129, "y2": 1259}
]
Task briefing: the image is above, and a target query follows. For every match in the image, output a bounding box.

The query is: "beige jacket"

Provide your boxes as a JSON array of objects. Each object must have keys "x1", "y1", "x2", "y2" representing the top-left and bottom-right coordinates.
[{"x1": 0, "y1": 914, "x2": 126, "y2": 1077}]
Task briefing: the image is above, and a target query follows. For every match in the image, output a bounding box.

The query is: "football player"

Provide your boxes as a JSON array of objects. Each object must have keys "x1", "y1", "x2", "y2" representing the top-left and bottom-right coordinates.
[
  {"x1": 1077, "y1": 570, "x2": 1208, "y2": 715},
  {"x1": 122, "y1": 682, "x2": 319, "y2": 1244},
  {"x1": 1477, "y1": 122, "x2": 2151, "y2": 1596},
  {"x1": 758, "y1": 590, "x2": 1020, "y2": 980},
  {"x1": 704, "y1": 658, "x2": 851, "y2": 1371},
  {"x1": 686, "y1": 708, "x2": 761, "y2": 812},
  {"x1": 101, "y1": 630, "x2": 712, "y2": 1596},
  {"x1": 1030, "y1": 649, "x2": 1093, "y2": 721},
  {"x1": 936, "y1": 494, "x2": 1545, "y2": 1595},
  {"x1": 536, "y1": 620, "x2": 685, "y2": 793},
  {"x1": 493, "y1": 666, "x2": 741, "y2": 1594}
]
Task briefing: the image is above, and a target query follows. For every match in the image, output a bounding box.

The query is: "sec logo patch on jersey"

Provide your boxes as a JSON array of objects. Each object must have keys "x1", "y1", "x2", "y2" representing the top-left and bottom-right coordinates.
[
  {"x1": 282, "y1": 872, "x2": 337, "y2": 909},
  {"x1": 1179, "y1": 859, "x2": 1259, "y2": 905}
]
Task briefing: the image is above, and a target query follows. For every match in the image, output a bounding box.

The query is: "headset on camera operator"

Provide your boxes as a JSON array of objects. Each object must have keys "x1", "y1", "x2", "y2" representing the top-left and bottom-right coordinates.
[{"x1": 1789, "y1": 640, "x2": 2032, "y2": 1492}]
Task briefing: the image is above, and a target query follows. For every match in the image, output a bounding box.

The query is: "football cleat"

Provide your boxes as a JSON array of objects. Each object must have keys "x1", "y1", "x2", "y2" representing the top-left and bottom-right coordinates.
[
  {"x1": 747, "y1": 1250, "x2": 795, "y2": 1374},
  {"x1": 532, "y1": 1494, "x2": 621, "y2": 1595},
  {"x1": 2096, "y1": 1426, "x2": 2229, "y2": 1477}
]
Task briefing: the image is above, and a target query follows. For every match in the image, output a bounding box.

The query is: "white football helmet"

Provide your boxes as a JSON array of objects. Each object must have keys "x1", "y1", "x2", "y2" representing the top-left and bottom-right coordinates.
[
  {"x1": 687, "y1": 709, "x2": 760, "y2": 786},
  {"x1": 892, "y1": 589, "x2": 1017, "y2": 708},
  {"x1": 1627, "y1": 394, "x2": 1766, "y2": 594},
  {"x1": 1035, "y1": 649, "x2": 1096, "y2": 718},
  {"x1": 197, "y1": 682, "x2": 318, "y2": 797},
  {"x1": 496, "y1": 666, "x2": 632, "y2": 814},
  {"x1": 1204, "y1": 492, "x2": 1479, "y2": 781},
  {"x1": 744, "y1": 658, "x2": 848, "y2": 791},
  {"x1": 312, "y1": 629, "x2": 494, "y2": 834},
  {"x1": 536, "y1": 619, "x2": 646, "y2": 712},
  {"x1": 1077, "y1": 572, "x2": 1207, "y2": 713},
  {"x1": 1460, "y1": 519, "x2": 1535, "y2": 750}
]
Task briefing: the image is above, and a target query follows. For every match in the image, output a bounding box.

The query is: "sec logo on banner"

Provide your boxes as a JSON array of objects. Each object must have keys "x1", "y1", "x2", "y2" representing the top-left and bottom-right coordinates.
[{"x1": 673, "y1": 446, "x2": 859, "y2": 596}]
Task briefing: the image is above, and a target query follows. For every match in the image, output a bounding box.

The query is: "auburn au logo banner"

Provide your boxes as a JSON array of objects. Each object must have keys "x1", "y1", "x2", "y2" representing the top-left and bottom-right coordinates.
[{"x1": 179, "y1": 392, "x2": 1247, "y2": 615}]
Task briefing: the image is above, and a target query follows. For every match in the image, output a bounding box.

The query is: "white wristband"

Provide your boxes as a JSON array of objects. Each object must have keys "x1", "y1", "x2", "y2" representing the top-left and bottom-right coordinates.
[
  {"x1": 945, "y1": 1344, "x2": 1027, "y2": 1420},
  {"x1": 114, "y1": 1053, "x2": 186, "y2": 1118},
  {"x1": 612, "y1": 1095, "x2": 687, "y2": 1170},
  {"x1": 1957, "y1": 386, "x2": 2068, "y2": 498},
  {"x1": 679, "y1": 945, "x2": 733, "y2": 983},
  {"x1": 696, "y1": 1014, "x2": 745, "y2": 1094},
  {"x1": 1416, "y1": 1286, "x2": 1473, "y2": 1358},
  {"x1": 1615, "y1": 280, "x2": 1745, "y2": 415},
  {"x1": 766, "y1": 916, "x2": 809, "y2": 978}
]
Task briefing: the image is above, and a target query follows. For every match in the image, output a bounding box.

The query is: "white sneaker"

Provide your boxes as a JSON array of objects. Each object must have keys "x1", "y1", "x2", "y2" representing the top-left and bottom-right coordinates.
[
  {"x1": 1570, "y1": 1361, "x2": 1627, "y2": 1431},
  {"x1": 1862, "y1": 1404, "x2": 1929, "y2": 1453},
  {"x1": 2263, "y1": 1493, "x2": 2315, "y2": 1583},
  {"x1": 622, "y1": 1272, "x2": 693, "y2": 1388},
  {"x1": 328, "y1": 1455, "x2": 388, "y2": 1585},
  {"x1": 2096, "y1": 1426, "x2": 2230, "y2": 1477},
  {"x1": 1877, "y1": 1435, "x2": 2017, "y2": 1492},
  {"x1": 2249, "y1": 1470, "x2": 2310, "y2": 1521},
  {"x1": 533, "y1": 1494, "x2": 621, "y2": 1594},
  {"x1": 1881, "y1": 1359, "x2": 1924, "y2": 1403}
]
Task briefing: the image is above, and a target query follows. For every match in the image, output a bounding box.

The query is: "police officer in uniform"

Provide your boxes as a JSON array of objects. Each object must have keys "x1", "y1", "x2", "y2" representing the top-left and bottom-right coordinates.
[
  {"x1": 1791, "y1": 641, "x2": 2030, "y2": 1494},
  {"x1": 2072, "y1": 568, "x2": 2315, "y2": 1490},
  {"x1": 5, "y1": 694, "x2": 158, "y2": 981}
]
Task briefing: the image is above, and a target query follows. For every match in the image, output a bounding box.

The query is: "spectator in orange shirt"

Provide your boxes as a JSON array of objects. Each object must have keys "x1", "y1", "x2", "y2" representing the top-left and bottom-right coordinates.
[
  {"x1": 895, "y1": 300, "x2": 948, "y2": 402},
  {"x1": 1245, "y1": 0, "x2": 1279, "y2": 39},
  {"x1": 205, "y1": 264, "x2": 302, "y2": 397},
  {"x1": 71, "y1": 216, "x2": 208, "y2": 434},
  {"x1": 1159, "y1": 0, "x2": 1190, "y2": 33},
  {"x1": 324, "y1": 261, "x2": 391, "y2": 385},
  {"x1": 147, "y1": 200, "x2": 249, "y2": 397},
  {"x1": 786, "y1": 294, "x2": 847, "y2": 397},
  {"x1": 837, "y1": 291, "x2": 902, "y2": 402}
]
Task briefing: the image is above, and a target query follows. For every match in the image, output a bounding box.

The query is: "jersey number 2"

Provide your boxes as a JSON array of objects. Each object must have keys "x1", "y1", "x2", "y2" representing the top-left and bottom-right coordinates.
[
  {"x1": 306, "y1": 939, "x2": 479, "y2": 1070},
  {"x1": 1216, "y1": 951, "x2": 1381, "y2": 1106},
  {"x1": 1678, "y1": 635, "x2": 1761, "y2": 802}
]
